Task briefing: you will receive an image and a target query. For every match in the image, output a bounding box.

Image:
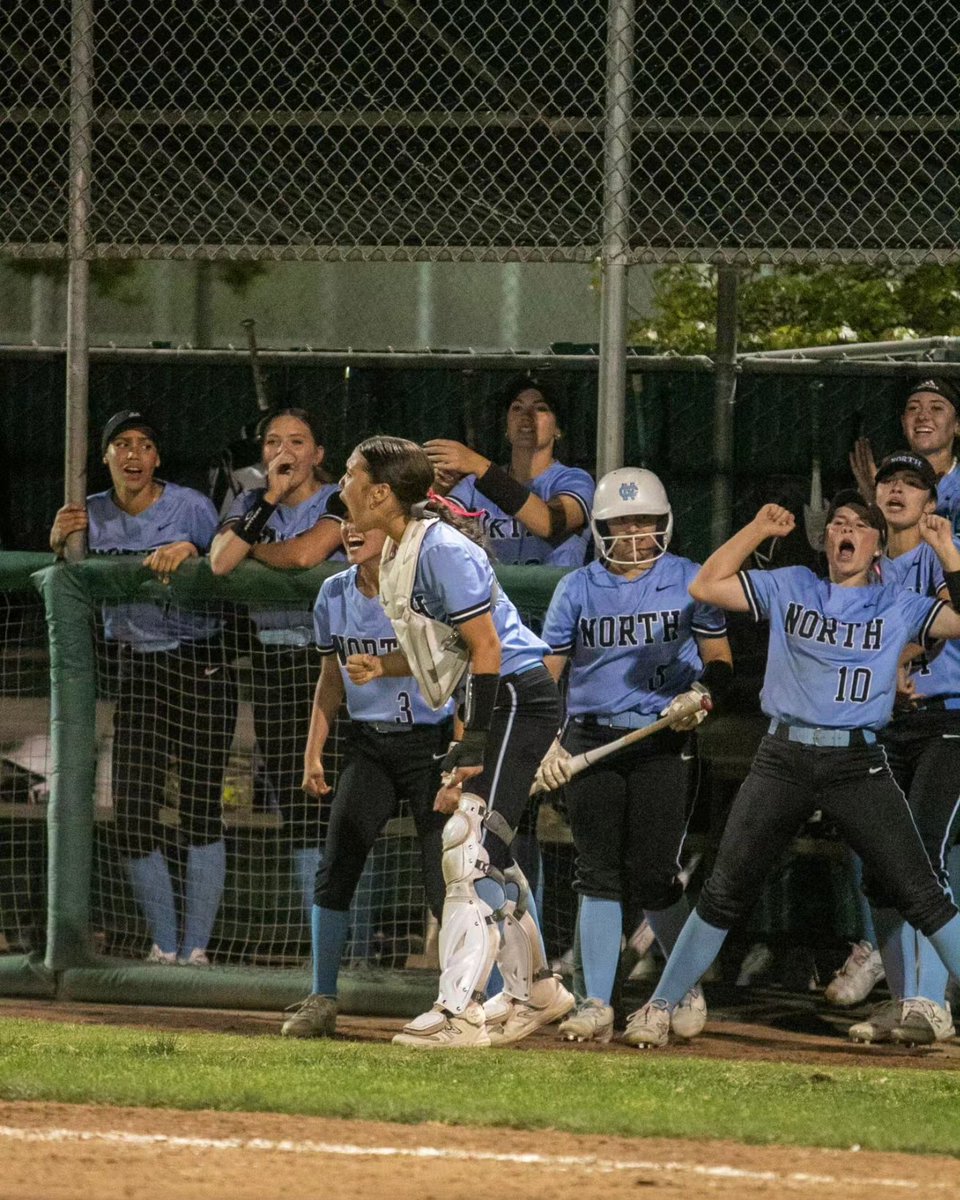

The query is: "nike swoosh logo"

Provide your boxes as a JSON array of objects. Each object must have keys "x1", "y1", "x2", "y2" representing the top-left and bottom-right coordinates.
[
  {"x1": 655, "y1": 584, "x2": 671, "y2": 592},
  {"x1": 680, "y1": 752, "x2": 695, "y2": 762},
  {"x1": 868, "y1": 766, "x2": 884, "y2": 774},
  {"x1": 203, "y1": 666, "x2": 221, "y2": 677},
  {"x1": 432, "y1": 752, "x2": 449, "y2": 761}
]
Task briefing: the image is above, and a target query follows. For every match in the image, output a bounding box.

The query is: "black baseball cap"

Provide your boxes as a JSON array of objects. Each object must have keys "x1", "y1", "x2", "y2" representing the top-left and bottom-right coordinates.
[
  {"x1": 904, "y1": 377, "x2": 959, "y2": 412},
  {"x1": 101, "y1": 410, "x2": 160, "y2": 454},
  {"x1": 826, "y1": 489, "x2": 888, "y2": 545},
  {"x1": 874, "y1": 451, "x2": 939, "y2": 496}
]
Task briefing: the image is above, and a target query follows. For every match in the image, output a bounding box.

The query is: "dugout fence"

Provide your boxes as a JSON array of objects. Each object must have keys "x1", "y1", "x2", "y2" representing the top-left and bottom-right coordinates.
[
  {"x1": 0, "y1": 548, "x2": 875, "y2": 1011},
  {"x1": 0, "y1": 553, "x2": 573, "y2": 1011}
]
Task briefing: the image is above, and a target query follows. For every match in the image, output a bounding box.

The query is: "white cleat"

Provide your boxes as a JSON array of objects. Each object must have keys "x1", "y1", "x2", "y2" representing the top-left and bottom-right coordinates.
[
  {"x1": 623, "y1": 999, "x2": 672, "y2": 1049},
  {"x1": 890, "y1": 998, "x2": 955, "y2": 1046},
  {"x1": 146, "y1": 944, "x2": 177, "y2": 965},
  {"x1": 671, "y1": 985, "x2": 707, "y2": 1039},
  {"x1": 847, "y1": 999, "x2": 903, "y2": 1044},
  {"x1": 825, "y1": 941, "x2": 885, "y2": 1007},
  {"x1": 482, "y1": 990, "x2": 513, "y2": 1038},
  {"x1": 486, "y1": 974, "x2": 575, "y2": 1047},
  {"x1": 558, "y1": 998, "x2": 614, "y2": 1044},
  {"x1": 392, "y1": 1002, "x2": 491, "y2": 1049}
]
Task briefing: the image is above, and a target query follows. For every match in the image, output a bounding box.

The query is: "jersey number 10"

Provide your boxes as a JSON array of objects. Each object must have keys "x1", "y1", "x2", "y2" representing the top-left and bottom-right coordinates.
[{"x1": 834, "y1": 666, "x2": 872, "y2": 704}]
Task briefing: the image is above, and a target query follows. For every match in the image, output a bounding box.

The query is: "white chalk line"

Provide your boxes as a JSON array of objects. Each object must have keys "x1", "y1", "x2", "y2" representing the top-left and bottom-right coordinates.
[{"x1": 0, "y1": 1124, "x2": 954, "y2": 1190}]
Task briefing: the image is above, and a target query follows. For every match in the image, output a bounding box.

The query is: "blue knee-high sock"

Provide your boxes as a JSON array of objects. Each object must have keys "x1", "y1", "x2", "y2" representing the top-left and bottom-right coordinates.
[
  {"x1": 312, "y1": 905, "x2": 351, "y2": 997},
  {"x1": 916, "y1": 931, "x2": 950, "y2": 1004},
  {"x1": 645, "y1": 895, "x2": 691, "y2": 958},
  {"x1": 476, "y1": 876, "x2": 506, "y2": 997},
  {"x1": 926, "y1": 914, "x2": 960, "y2": 988},
  {"x1": 294, "y1": 847, "x2": 322, "y2": 918},
  {"x1": 181, "y1": 840, "x2": 226, "y2": 957},
  {"x1": 124, "y1": 849, "x2": 177, "y2": 955},
  {"x1": 578, "y1": 897, "x2": 621, "y2": 1004},
  {"x1": 512, "y1": 830, "x2": 544, "y2": 914},
  {"x1": 652, "y1": 911, "x2": 728, "y2": 1008},
  {"x1": 872, "y1": 906, "x2": 907, "y2": 1000}
]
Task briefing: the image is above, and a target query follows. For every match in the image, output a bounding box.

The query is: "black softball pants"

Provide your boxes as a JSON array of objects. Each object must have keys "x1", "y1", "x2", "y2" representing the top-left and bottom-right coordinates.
[
  {"x1": 251, "y1": 644, "x2": 329, "y2": 850},
  {"x1": 865, "y1": 710, "x2": 960, "y2": 902},
  {"x1": 696, "y1": 733, "x2": 958, "y2": 938},
  {"x1": 472, "y1": 665, "x2": 561, "y2": 873},
  {"x1": 111, "y1": 638, "x2": 237, "y2": 853},
  {"x1": 315, "y1": 721, "x2": 452, "y2": 920},
  {"x1": 562, "y1": 721, "x2": 694, "y2": 910}
]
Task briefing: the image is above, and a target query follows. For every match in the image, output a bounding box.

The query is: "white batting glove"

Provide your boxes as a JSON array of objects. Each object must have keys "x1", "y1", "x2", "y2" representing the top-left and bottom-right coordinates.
[
  {"x1": 532, "y1": 736, "x2": 573, "y2": 793},
  {"x1": 659, "y1": 684, "x2": 710, "y2": 732}
]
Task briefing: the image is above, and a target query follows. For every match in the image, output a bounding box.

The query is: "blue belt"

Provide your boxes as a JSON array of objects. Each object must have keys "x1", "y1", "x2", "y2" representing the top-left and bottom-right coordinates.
[
  {"x1": 577, "y1": 712, "x2": 658, "y2": 732},
  {"x1": 768, "y1": 719, "x2": 876, "y2": 748}
]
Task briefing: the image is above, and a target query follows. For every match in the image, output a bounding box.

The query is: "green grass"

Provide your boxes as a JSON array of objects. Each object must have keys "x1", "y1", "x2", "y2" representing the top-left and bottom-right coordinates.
[{"x1": 1, "y1": 1017, "x2": 959, "y2": 1157}]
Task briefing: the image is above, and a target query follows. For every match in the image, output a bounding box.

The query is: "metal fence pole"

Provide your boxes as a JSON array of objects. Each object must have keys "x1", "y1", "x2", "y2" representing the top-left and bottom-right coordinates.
[
  {"x1": 596, "y1": 0, "x2": 634, "y2": 478},
  {"x1": 711, "y1": 265, "x2": 739, "y2": 548},
  {"x1": 63, "y1": 0, "x2": 95, "y2": 562}
]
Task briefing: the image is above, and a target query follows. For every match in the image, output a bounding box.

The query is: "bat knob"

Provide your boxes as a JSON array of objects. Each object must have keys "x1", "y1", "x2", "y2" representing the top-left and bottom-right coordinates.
[{"x1": 700, "y1": 694, "x2": 714, "y2": 712}]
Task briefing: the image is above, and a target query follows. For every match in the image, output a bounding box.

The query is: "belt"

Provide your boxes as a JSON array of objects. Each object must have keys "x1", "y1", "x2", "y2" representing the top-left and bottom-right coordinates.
[
  {"x1": 358, "y1": 721, "x2": 424, "y2": 735},
  {"x1": 576, "y1": 712, "x2": 658, "y2": 732},
  {"x1": 913, "y1": 697, "x2": 960, "y2": 713},
  {"x1": 768, "y1": 719, "x2": 876, "y2": 747}
]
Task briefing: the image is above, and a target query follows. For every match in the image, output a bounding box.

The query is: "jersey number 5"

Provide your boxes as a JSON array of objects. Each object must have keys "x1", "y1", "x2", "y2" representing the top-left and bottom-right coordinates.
[{"x1": 835, "y1": 666, "x2": 872, "y2": 704}]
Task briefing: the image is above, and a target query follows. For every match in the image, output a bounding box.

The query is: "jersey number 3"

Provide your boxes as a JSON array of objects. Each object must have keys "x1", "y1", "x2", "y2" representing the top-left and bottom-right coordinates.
[{"x1": 834, "y1": 666, "x2": 872, "y2": 704}]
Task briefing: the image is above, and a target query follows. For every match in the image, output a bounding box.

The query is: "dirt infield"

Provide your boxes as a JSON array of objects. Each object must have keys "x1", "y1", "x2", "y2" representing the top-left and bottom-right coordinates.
[{"x1": 1, "y1": 993, "x2": 959, "y2": 1200}]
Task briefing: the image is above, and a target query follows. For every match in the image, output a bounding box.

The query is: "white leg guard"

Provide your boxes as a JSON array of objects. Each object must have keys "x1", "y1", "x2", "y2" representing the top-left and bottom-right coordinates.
[
  {"x1": 436, "y1": 793, "x2": 499, "y2": 1015},
  {"x1": 497, "y1": 862, "x2": 550, "y2": 1002}
]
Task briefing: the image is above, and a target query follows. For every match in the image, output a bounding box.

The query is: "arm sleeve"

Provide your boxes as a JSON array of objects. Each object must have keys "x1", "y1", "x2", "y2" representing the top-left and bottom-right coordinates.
[
  {"x1": 691, "y1": 597, "x2": 728, "y2": 638},
  {"x1": 419, "y1": 538, "x2": 494, "y2": 625},
  {"x1": 905, "y1": 592, "x2": 946, "y2": 649},
  {"x1": 541, "y1": 571, "x2": 580, "y2": 654},
  {"x1": 738, "y1": 565, "x2": 791, "y2": 623},
  {"x1": 543, "y1": 465, "x2": 595, "y2": 526},
  {"x1": 312, "y1": 583, "x2": 335, "y2": 654},
  {"x1": 188, "y1": 492, "x2": 220, "y2": 552}
]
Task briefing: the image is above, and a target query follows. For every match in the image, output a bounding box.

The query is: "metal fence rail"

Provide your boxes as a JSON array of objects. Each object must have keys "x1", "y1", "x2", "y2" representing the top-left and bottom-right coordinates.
[{"x1": 3, "y1": 0, "x2": 959, "y2": 265}]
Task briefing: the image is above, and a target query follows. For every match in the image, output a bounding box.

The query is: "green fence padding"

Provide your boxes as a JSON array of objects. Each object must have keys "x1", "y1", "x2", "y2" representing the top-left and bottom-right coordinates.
[
  {"x1": 0, "y1": 953, "x2": 57, "y2": 998},
  {"x1": 0, "y1": 553, "x2": 56, "y2": 591},
  {"x1": 60, "y1": 962, "x2": 437, "y2": 1016},
  {"x1": 32, "y1": 563, "x2": 100, "y2": 970}
]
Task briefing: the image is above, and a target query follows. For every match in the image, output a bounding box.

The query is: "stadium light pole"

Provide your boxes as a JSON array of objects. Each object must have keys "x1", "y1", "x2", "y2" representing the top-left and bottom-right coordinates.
[
  {"x1": 596, "y1": 0, "x2": 635, "y2": 477},
  {"x1": 64, "y1": 0, "x2": 95, "y2": 562}
]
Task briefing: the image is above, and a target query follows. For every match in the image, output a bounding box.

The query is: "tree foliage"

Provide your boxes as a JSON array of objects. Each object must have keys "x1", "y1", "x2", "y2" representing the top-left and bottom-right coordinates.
[{"x1": 632, "y1": 264, "x2": 960, "y2": 354}]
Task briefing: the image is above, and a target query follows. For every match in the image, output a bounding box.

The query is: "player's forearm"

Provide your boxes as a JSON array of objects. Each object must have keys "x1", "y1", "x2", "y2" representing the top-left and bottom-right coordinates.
[
  {"x1": 252, "y1": 521, "x2": 342, "y2": 569},
  {"x1": 208, "y1": 528, "x2": 252, "y2": 575},
  {"x1": 376, "y1": 649, "x2": 413, "y2": 677},
  {"x1": 690, "y1": 524, "x2": 766, "y2": 599}
]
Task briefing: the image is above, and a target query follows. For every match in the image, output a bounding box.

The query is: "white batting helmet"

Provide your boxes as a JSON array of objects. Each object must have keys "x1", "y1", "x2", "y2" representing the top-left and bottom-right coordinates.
[{"x1": 591, "y1": 467, "x2": 673, "y2": 567}]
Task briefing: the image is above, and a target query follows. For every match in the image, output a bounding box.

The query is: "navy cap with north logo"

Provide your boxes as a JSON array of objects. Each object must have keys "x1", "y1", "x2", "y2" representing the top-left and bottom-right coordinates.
[
  {"x1": 874, "y1": 451, "x2": 939, "y2": 496},
  {"x1": 101, "y1": 410, "x2": 160, "y2": 455}
]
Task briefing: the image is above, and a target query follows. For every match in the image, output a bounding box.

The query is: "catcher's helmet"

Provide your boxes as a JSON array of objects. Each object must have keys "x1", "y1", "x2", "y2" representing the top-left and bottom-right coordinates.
[{"x1": 591, "y1": 467, "x2": 673, "y2": 567}]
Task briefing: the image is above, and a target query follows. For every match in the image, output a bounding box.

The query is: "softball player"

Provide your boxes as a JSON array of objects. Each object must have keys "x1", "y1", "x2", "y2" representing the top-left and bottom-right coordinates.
[
  {"x1": 50, "y1": 410, "x2": 236, "y2": 966},
  {"x1": 281, "y1": 521, "x2": 453, "y2": 1037},
  {"x1": 849, "y1": 452, "x2": 960, "y2": 1044},
  {"x1": 623, "y1": 492, "x2": 960, "y2": 1048},
  {"x1": 534, "y1": 468, "x2": 732, "y2": 1043},
  {"x1": 424, "y1": 374, "x2": 595, "y2": 566},
  {"x1": 851, "y1": 377, "x2": 960, "y2": 534},
  {"x1": 339, "y1": 435, "x2": 574, "y2": 1049},
  {"x1": 210, "y1": 408, "x2": 343, "y2": 918}
]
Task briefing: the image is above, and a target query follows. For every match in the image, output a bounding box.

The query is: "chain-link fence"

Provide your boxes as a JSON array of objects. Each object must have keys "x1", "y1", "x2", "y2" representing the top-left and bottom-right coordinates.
[{"x1": 3, "y1": 0, "x2": 960, "y2": 266}]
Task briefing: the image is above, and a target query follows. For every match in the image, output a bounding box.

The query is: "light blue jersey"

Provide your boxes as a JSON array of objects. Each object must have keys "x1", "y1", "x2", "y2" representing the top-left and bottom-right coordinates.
[
  {"x1": 882, "y1": 538, "x2": 960, "y2": 702},
  {"x1": 314, "y1": 567, "x2": 452, "y2": 725},
  {"x1": 225, "y1": 484, "x2": 343, "y2": 646},
  {"x1": 449, "y1": 460, "x2": 594, "y2": 566},
  {"x1": 87, "y1": 481, "x2": 220, "y2": 651},
  {"x1": 542, "y1": 554, "x2": 727, "y2": 718},
  {"x1": 937, "y1": 462, "x2": 960, "y2": 538},
  {"x1": 412, "y1": 521, "x2": 548, "y2": 677},
  {"x1": 740, "y1": 565, "x2": 944, "y2": 730}
]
